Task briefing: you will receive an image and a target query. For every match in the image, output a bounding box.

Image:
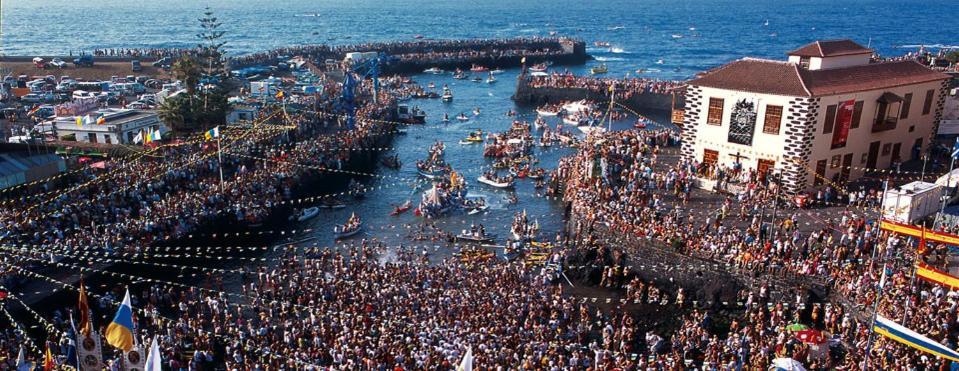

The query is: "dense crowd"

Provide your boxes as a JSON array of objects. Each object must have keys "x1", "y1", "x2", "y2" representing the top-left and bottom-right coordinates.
[
  {"x1": 526, "y1": 72, "x2": 685, "y2": 99},
  {"x1": 555, "y1": 128, "x2": 959, "y2": 369}
]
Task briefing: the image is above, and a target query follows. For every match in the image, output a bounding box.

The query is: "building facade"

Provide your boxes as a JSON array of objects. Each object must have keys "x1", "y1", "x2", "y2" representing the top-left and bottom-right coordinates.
[
  {"x1": 49, "y1": 108, "x2": 167, "y2": 145},
  {"x1": 681, "y1": 40, "x2": 951, "y2": 193}
]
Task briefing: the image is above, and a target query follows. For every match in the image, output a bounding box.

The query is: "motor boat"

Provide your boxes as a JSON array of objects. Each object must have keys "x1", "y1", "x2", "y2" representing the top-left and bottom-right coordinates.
[
  {"x1": 292, "y1": 206, "x2": 320, "y2": 222},
  {"x1": 590, "y1": 64, "x2": 608, "y2": 74},
  {"x1": 536, "y1": 107, "x2": 559, "y2": 116},
  {"x1": 452, "y1": 70, "x2": 468, "y2": 79},
  {"x1": 459, "y1": 130, "x2": 484, "y2": 144},
  {"x1": 471, "y1": 76, "x2": 483, "y2": 82},
  {"x1": 489, "y1": 68, "x2": 505, "y2": 74},
  {"x1": 529, "y1": 63, "x2": 549, "y2": 73},
  {"x1": 486, "y1": 72, "x2": 497, "y2": 84},
  {"x1": 472, "y1": 108, "x2": 481, "y2": 116},
  {"x1": 456, "y1": 113, "x2": 470, "y2": 122},
  {"x1": 470, "y1": 64, "x2": 489, "y2": 72},
  {"x1": 424, "y1": 67, "x2": 444, "y2": 74},
  {"x1": 593, "y1": 41, "x2": 611, "y2": 47},
  {"x1": 456, "y1": 230, "x2": 495, "y2": 243},
  {"x1": 478, "y1": 174, "x2": 515, "y2": 189},
  {"x1": 441, "y1": 87, "x2": 453, "y2": 102}
]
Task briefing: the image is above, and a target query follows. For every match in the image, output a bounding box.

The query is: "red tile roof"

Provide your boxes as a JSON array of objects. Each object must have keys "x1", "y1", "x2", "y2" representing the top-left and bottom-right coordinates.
[
  {"x1": 688, "y1": 58, "x2": 810, "y2": 96},
  {"x1": 689, "y1": 58, "x2": 949, "y2": 97},
  {"x1": 787, "y1": 40, "x2": 873, "y2": 57},
  {"x1": 800, "y1": 60, "x2": 949, "y2": 96}
]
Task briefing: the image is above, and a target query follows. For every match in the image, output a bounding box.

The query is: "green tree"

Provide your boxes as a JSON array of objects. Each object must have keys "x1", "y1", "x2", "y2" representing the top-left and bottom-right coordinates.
[
  {"x1": 157, "y1": 94, "x2": 190, "y2": 132},
  {"x1": 197, "y1": 7, "x2": 228, "y2": 80},
  {"x1": 172, "y1": 57, "x2": 200, "y2": 96},
  {"x1": 945, "y1": 51, "x2": 959, "y2": 64}
]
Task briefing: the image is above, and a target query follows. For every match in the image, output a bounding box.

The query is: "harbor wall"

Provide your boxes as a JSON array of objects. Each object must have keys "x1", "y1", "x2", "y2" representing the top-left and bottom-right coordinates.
[{"x1": 512, "y1": 75, "x2": 679, "y2": 113}]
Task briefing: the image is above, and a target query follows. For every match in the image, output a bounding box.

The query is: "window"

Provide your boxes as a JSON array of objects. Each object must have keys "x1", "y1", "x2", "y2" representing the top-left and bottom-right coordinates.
[
  {"x1": 707, "y1": 98, "x2": 724, "y2": 125},
  {"x1": 762, "y1": 105, "x2": 783, "y2": 134},
  {"x1": 823, "y1": 104, "x2": 837, "y2": 134},
  {"x1": 104, "y1": 135, "x2": 112, "y2": 144},
  {"x1": 882, "y1": 143, "x2": 892, "y2": 156},
  {"x1": 814, "y1": 160, "x2": 827, "y2": 186},
  {"x1": 851, "y1": 101, "x2": 863, "y2": 129},
  {"x1": 873, "y1": 99, "x2": 900, "y2": 133},
  {"x1": 830, "y1": 155, "x2": 841, "y2": 169},
  {"x1": 900, "y1": 93, "x2": 912, "y2": 119},
  {"x1": 799, "y1": 57, "x2": 810, "y2": 69},
  {"x1": 922, "y1": 89, "x2": 935, "y2": 115}
]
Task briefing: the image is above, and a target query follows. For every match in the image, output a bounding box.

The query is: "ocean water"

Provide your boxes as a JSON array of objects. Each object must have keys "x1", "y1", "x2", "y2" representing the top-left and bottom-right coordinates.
[{"x1": 3, "y1": 0, "x2": 957, "y2": 80}]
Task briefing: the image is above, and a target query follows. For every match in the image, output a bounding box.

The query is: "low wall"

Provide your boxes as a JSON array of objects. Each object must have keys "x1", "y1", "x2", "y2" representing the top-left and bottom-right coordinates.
[{"x1": 512, "y1": 75, "x2": 678, "y2": 113}]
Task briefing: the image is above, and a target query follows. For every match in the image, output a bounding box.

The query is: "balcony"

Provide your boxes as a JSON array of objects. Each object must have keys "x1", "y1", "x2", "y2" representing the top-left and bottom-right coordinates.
[{"x1": 872, "y1": 116, "x2": 897, "y2": 133}]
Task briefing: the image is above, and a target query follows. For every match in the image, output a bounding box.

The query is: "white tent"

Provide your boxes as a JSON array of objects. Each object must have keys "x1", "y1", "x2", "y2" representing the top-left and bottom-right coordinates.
[{"x1": 771, "y1": 357, "x2": 807, "y2": 371}]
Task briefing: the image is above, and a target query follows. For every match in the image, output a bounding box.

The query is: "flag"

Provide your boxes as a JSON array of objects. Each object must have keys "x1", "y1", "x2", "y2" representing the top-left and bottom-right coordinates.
[
  {"x1": 873, "y1": 314, "x2": 959, "y2": 362},
  {"x1": 878, "y1": 263, "x2": 890, "y2": 289},
  {"x1": 204, "y1": 126, "x2": 220, "y2": 141},
  {"x1": 28, "y1": 106, "x2": 41, "y2": 115},
  {"x1": 952, "y1": 138, "x2": 959, "y2": 159},
  {"x1": 145, "y1": 336, "x2": 162, "y2": 371},
  {"x1": 83, "y1": 115, "x2": 93, "y2": 126},
  {"x1": 76, "y1": 116, "x2": 83, "y2": 128},
  {"x1": 105, "y1": 289, "x2": 135, "y2": 351},
  {"x1": 96, "y1": 114, "x2": 106, "y2": 125},
  {"x1": 134, "y1": 130, "x2": 144, "y2": 144},
  {"x1": 456, "y1": 347, "x2": 473, "y2": 371},
  {"x1": 67, "y1": 315, "x2": 79, "y2": 369},
  {"x1": 143, "y1": 130, "x2": 152, "y2": 145},
  {"x1": 151, "y1": 129, "x2": 162, "y2": 142},
  {"x1": 43, "y1": 346, "x2": 54, "y2": 371},
  {"x1": 915, "y1": 261, "x2": 959, "y2": 290},
  {"x1": 15, "y1": 346, "x2": 32, "y2": 371},
  {"x1": 78, "y1": 278, "x2": 92, "y2": 336},
  {"x1": 275, "y1": 90, "x2": 285, "y2": 100}
]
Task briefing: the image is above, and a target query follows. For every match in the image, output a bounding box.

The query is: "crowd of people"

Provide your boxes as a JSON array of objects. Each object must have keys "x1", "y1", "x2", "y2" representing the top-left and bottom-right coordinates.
[
  {"x1": 555, "y1": 128, "x2": 959, "y2": 369},
  {"x1": 526, "y1": 72, "x2": 685, "y2": 98}
]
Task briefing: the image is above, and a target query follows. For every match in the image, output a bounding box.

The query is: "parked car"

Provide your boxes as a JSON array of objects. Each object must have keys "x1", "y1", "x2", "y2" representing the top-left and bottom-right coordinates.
[
  {"x1": 73, "y1": 55, "x2": 94, "y2": 67},
  {"x1": 21, "y1": 94, "x2": 43, "y2": 103},
  {"x1": 152, "y1": 57, "x2": 172, "y2": 69},
  {"x1": 127, "y1": 101, "x2": 152, "y2": 109},
  {"x1": 49, "y1": 58, "x2": 67, "y2": 69},
  {"x1": 131, "y1": 60, "x2": 142, "y2": 72}
]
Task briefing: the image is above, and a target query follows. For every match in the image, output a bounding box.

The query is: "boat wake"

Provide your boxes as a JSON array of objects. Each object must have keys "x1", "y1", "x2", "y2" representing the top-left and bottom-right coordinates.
[
  {"x1": 594, "y1": 56, "x2": 624, "y2": 62},
  {"x1": 608, "y1": 47, "x2": 628, "y2": 54}
]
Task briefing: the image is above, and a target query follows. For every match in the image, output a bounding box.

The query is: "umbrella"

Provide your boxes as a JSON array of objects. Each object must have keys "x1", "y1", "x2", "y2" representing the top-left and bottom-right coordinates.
[
  {"x1": 785, "y1": 323, "x2": 809, "y2": 332},
  {"x1": 795, "y1": 329, "x2": 826, "y2": 344},
  {"x1": 771, "y1": 357, "x2": 807, "y2": 371}
]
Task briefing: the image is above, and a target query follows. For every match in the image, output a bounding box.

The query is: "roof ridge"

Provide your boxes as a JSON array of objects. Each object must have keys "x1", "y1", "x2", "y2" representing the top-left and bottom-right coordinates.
[{"x1": 792, "y1": 64, "x2": 813, "y2": 97}]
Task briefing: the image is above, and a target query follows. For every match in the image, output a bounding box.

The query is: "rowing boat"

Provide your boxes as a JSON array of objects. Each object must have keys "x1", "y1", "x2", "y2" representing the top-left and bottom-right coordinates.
[{"x1": 478, "y1": 175, "x2": 514, "y2": 188}]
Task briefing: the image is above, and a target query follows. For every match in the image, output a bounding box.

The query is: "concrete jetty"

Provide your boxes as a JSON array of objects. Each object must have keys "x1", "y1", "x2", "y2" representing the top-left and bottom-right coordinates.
[{"x1": 512, "y1": 72, "x2": 683, "y2": 114}]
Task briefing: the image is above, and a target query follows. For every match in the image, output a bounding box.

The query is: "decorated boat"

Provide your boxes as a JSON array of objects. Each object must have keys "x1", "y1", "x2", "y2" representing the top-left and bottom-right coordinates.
[
  {"x1": 390, "y1": 200, "x2": 413, "y2": 216},
  {"x1": 333, "y1": 213, "x2": 362, "y2": 239},
  {"x1": 292, "y1": 206, "x2": 319, "y2": 222},
  {"x1": 478, "y1": 173, "x2": 515, "y2": 189},
  {"x1": 470, "y1": 64, "x2": 489, "y2": 72}
]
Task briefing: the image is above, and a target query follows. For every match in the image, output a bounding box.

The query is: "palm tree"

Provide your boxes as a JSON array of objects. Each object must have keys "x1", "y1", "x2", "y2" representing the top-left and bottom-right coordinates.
[{"x1": 157, "y1": 95, "x2": 190, "y2": 132}]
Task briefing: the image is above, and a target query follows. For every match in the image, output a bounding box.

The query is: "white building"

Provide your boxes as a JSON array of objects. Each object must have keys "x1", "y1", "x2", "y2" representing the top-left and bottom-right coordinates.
[
  {"x1": 681, "y1": 39, "x2": 952, "y2": 192},
  {"x1": 49, "y1": 108, "x2": 167, "y2": 145}
]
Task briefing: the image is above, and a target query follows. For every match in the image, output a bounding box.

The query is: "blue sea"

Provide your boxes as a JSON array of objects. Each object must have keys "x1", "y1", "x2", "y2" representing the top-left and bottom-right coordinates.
[{"x1": 3, "y1": 0, "x2": 957, "y2": 80}]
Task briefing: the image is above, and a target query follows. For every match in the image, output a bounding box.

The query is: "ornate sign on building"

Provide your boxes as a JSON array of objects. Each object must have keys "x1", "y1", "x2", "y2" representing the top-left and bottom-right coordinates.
[{"x1": 727, "y1": 99, "x2": 756, "y2": 146}]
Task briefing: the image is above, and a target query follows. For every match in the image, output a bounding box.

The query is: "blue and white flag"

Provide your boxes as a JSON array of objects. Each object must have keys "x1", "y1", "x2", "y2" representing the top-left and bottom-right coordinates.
[
  {"x1": 952, "y1": 138, "x2": 959, "y2": 159},
  {"x1": 874, "y1": 314, "x2": 959, "y2": 362}
]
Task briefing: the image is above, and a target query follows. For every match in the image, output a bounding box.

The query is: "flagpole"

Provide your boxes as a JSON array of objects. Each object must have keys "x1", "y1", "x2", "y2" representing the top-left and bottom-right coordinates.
[
  {"x1": 865, "y1": 178, "x2": 890, "y2": 367},
  {"x1": 217, "y1": 134, "x2": 224, "y2": 190},
  {"x1": 935, "y1": 137, "x2": 958, "y2": 228}
]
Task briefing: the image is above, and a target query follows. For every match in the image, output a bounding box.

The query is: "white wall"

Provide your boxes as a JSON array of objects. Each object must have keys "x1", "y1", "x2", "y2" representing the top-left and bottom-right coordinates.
[
  {"x1": 815, "y1": 54, "x2": 871, "y2": 70},
  {"x1": 689, "y1": 86, "x2": 796, "y2": 172},
  {"x1": 807, "y1": 80, "x2": 943, "y2": 185}
]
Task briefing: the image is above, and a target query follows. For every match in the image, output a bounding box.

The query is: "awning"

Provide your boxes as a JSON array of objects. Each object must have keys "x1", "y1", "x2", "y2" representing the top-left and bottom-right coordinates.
[{"x1": 878, "y1": 91, "x2": 903, "y2": 103}]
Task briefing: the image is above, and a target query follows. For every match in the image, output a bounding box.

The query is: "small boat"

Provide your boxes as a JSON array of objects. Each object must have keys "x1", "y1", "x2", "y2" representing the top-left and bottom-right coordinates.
[
  {"x1": 763, "y1": 19, "x2": 769, "y2": 26},
  {"x1": 391, "y1": 200, "x2": 413, "y2": 216},
  {"x1": 671, "y1": 34, "x2": 684, "y2": 39},
  {"x1": 427, "y1": 82, "x2": 436, "y2": 89},
  {"x1": 424, "y1": 67, "x2": 444, "y2": 74},
  {"x1": 441, "y1": 87, "x2": 453, "y2": 102},
  {"x1": 414, "y1": 34, "x2": 424, "y2": 39},
  {"x1": 478, "y1": 175, "x2": 514, "y2": 189},
  {"x1": 470, "y1": 64, "x2": 489, "y2": 72},
  {"x1": 456, "y1": 113, "x2": 470, "y2": 122},
  {"x1": 593, "y1": 41, "x2": 611, "y2": 47},
  {"x1": 292, "y1": 206, "x2": 320, "y2": 222},
  {"x1": 456, "y1": 231, "x2": 495, "y2": 243},
  {"x1": 656, "y1": 59, "x2": 665, "y2": 65},
  {"x1": 486, "y1": 73, "x2": 497, "y2": 84},
  {"x1": 634, "y1": 119, "x2": 649, "y2": 129},
  {"x1": 453, "y1": 71, "x2": 468, "y2": 79},
  {"x1": 590, "y1": 64, "x2": 608, "y2": 75},
  {"x1": 536, "y1": 108, "x2": 558, "y2": 117},
  {"x1": 472, "y1": 108, "x2": 481, "y2": 116},
  {"x1": 467, "y1": 205, "x2": 489, "y2": 215},
  {"x1": 529, "y1": 63, "x2": 549, "y2": 73},
  {"x1": 471, "y1": 76, "x2": 483, "y2": 82},
  {"x1": 333, "y1": 214, "x2": 362, "y2": 239},
  {"x1": 490, "y1": 68, "x2": 505, "y2": 74}
]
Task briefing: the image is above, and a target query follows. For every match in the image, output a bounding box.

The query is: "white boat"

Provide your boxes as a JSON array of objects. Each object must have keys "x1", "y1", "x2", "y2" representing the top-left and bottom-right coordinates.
[
  {"x1": 577, "y1": 126, "x2": 606, "y2": 135},
  {"x1": 333, "y1": 223, "x2": 362, "y2": 239},
  {"x1": 563, "y1": 117, "x2": 580, "y2": 126},
  {"x1": 490, "y1": 69, "x2": 505, "y2": 74},
  {"x1": 478, "y1": 175, "x2": 514, "y2": 189},
  {"x1": 293, "y1": 206, "x2": 320, "y2": 222},
  {"x1": 534, "y1": 119, "x2": 547, "y2": 131},
  {"x1": 536, "y1": 108, "x2": 558, "y2": 117},
  {"x1": 424, "y1": 67, "x2": 444, "y2": 74},
  {"x1": 671, "y1": 34, "x2": 684, "y2": 39},
  {"x1": 456, "y1": 231, "x2": 495, "y2": 243},
  {"x1": 656, "y1": 59, "x2": 665, "y2": 65},
  {"x1": 456, "y1": 114, "x2": 470, "y2": 122},
  {"x1": 486, "y1": 75, "x2": 496, "y2": 84},
  {"x1": 467, "y1": 205, "x2": 489, "y2": 215},
  {"x1": 441, "y1": 91, "x2": 453, "y2": 102}
]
